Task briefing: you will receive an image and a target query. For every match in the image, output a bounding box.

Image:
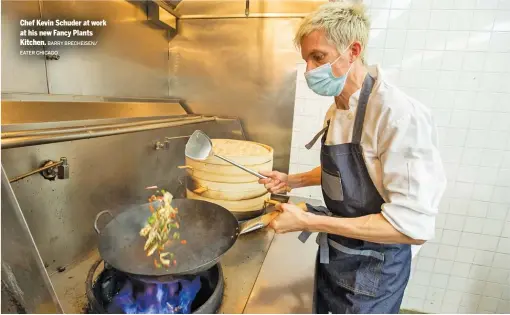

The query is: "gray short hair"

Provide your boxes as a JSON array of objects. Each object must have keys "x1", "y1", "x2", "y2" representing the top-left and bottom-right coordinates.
[{"x1": 294, "y1": 2, "x2": 371, "y2": 64}]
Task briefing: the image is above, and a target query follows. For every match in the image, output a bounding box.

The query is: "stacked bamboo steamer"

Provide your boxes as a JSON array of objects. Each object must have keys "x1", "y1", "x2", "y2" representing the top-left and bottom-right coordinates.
[{"x1": 184, "y1": 138, "x2": 273, "y2": 219}]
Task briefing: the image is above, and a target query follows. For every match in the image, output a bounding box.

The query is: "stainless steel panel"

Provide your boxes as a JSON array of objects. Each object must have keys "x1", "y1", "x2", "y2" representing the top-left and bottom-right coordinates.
[
  {"x1": 48, "y1": 250, "x2": 100, "y2": 313},
  {"x1": 1, "y1": 92, "x2": 104, "y2": 103},
  {"x1": 1, "y1": 167, "x2": 63, "y2": 314},
  {"x1": 162, "y1": 0, "x2": 183, "y2": 9},
  {"x1": 40, "y1": 0, "x2": 170, "y2": 98},
  {"x1": 2, "y1": 116, "x2": 198, "y2": 137},
  {"x1": 1, "y1": 100, "x2": 187, "y2": 125},
  {"x1": 1, "y1": 116, "x2": 195, "y2": 133},
  {"x1": 1, "y1": 0, "x2": 48, "y2": 94},
  {"x1": 169, "y1": 18, "x2": 303, "y2": 173},
  {"x1": 244, "y1": 232, "x2": 316, "y2": 314},
  {"x1": 1, "y1": 117, "x2": 246, "y2": 273},
  {"x1": 1, "y1": 115, "x2": 215, "y2": 149},
  {"x1": 1, "y1": 93, "x2": 188, "y2": 104}
]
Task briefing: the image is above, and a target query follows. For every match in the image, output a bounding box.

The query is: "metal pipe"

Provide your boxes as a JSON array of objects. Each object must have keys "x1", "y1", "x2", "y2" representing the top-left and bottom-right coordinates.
[
  {"x1": 9, "y1": 160, "x2": 64, "y2": 183},
  {"x1": 178, "y1": 13, "x2": 308, "y2": 20},
  {"x1": 2, "y1": 115, "x2": 200, "y2": 139},
  {"x1": 2, "y1": 117, "x2": 216, "y2": 149}
]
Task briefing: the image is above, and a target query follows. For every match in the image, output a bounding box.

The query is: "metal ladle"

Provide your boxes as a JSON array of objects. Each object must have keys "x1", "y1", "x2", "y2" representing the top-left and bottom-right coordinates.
[{"x1": 185, "y1": 130, "x2": 268, "y2": 179}]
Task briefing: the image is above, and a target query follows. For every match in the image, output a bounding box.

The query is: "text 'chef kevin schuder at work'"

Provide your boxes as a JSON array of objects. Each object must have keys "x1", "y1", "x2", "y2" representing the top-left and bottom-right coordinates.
[
  {"x1": 259, "y1": 2, "x2": 446, "y2": 314},
  {"x1": 19, "y1": 19, "x2": 107, "y2": 27}
]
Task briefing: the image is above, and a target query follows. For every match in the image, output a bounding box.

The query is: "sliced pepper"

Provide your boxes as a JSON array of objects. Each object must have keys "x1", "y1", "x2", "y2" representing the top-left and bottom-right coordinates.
[{"x1": 160, "y1": 252, "x2": 171, "y2": 267}]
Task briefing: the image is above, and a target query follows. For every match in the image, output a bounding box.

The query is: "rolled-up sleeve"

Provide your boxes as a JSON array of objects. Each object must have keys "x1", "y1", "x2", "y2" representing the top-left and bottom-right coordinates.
[{"x1": 378, "y1": 103, "x2": 447, "y2": 241}]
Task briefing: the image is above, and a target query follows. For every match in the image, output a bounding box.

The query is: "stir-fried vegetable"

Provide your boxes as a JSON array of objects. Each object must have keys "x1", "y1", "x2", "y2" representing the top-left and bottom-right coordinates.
[{"x1": 139, "y1": 190, "x2": 184, "y2": 268}]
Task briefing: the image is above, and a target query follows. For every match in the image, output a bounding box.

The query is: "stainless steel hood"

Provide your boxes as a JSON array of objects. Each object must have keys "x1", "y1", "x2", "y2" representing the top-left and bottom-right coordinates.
[
  {"x1": 166, "y1": 0, "x2": 327, "y2": 19},
  {"x1": 163, "y1": 0, "x2": 183, "y2": 8}
]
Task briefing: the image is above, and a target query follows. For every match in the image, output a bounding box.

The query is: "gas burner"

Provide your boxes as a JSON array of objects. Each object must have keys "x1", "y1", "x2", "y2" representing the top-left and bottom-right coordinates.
[{"x1": 86, "y1": 259, "x2": 224, "y2": 314}]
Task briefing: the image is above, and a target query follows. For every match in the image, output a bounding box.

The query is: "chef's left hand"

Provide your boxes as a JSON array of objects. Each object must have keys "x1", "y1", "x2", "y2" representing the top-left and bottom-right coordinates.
[{"x1": 269, "y1": 203, "x2": 311, "y2": 234}]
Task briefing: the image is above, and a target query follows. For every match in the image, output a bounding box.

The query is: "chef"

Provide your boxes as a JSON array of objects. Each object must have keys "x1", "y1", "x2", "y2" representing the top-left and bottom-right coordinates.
[{"x1": 259, "y1": 2, "x2": 446, "y2": 314}]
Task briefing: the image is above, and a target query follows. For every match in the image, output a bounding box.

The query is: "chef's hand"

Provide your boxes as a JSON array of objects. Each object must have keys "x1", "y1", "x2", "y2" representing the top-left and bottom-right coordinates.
[
  {"x1": 269, "y1": 203, "x2": 312, "y2": 234},
  {"x1": 258, "y1": 171, "x2": 289, "y2": 193}
]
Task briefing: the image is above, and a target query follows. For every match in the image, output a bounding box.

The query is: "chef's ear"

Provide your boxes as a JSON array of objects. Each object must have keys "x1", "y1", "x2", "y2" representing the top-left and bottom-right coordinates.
[{"x1": 350, "y1": 41, "x2": 363, "y2": 62}]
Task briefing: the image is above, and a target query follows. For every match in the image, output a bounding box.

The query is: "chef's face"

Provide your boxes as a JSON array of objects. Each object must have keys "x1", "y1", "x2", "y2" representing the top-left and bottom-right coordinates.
[{"x1": 300, "y1": 29, "x2": 351, "y2": 78}]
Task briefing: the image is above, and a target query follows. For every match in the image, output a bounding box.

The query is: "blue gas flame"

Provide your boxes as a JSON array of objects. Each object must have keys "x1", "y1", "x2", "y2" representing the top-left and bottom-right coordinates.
[{"x1": 108, "y1": 276, "x2": 201, "y2": 314}]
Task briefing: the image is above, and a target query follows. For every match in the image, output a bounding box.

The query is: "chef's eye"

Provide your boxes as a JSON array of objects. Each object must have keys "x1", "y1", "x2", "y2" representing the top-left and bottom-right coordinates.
[{"x1": 313, "y1": 54, "x2": 325, "y2": 62}]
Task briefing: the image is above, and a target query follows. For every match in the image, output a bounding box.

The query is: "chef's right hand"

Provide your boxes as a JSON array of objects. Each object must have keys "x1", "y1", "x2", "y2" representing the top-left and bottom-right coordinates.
[{"x1": 258, "y1": 171, "x2": 289, "y2": 194}]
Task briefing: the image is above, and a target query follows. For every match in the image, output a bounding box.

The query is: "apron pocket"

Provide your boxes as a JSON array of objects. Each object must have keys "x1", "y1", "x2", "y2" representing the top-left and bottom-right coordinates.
[
  {"x1": 323, "y1": 240, "x2": 384, "y2": 297},
  {"x1": 321, "y1": 169, "x2": 344, "y2": 201}
]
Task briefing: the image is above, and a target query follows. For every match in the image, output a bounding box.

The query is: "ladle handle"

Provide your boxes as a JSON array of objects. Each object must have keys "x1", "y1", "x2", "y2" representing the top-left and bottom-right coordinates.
[{"x1": 213, "y1": 154, "x2": 268, "y2": 179}]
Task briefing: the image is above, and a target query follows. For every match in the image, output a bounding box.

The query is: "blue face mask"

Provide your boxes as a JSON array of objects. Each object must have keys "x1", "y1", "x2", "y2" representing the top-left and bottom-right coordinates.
[{"x1": 304, "y1": 48, "x2": 352, "y2": 97}]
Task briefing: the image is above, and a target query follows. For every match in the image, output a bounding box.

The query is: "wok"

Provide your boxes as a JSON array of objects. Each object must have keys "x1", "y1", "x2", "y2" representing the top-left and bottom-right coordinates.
[{"x1": 94, "y1": 199, "x2": 239, "y2": 281}]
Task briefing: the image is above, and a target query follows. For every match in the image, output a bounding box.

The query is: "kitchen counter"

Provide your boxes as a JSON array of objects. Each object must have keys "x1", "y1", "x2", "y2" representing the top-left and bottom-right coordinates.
[
  {"x1": 49, "y1": 196, "x2": 323, "y2": 314},
  {"x1": 243, "y1": 196, "x2": 323, "y2": 314}
]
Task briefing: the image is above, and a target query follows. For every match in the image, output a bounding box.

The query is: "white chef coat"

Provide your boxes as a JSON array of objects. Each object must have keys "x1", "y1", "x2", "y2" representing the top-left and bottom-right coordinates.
[{"x1": 322, "y1": 65, "x2": 446, "y2": 257}]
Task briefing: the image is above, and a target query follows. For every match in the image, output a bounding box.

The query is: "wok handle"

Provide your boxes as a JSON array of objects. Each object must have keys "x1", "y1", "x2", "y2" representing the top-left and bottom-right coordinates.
[
  {"x1": 257, "y1": 202, "x2": 307, "y2": 227},
  {"x1": 94, "y1": 210, "x2": 114, "y2": 234},
  {"x1": 259, "y1": 211, "x2": 281, "y2": 225},
  {"x1": 265, "y1": 199, "x2": 307, "y2": 211}
]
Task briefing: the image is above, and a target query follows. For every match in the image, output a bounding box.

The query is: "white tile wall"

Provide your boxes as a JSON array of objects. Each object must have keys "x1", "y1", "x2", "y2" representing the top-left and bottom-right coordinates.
[{"x1": 288, "y1": 0, "x2": 510, "y2": 313}]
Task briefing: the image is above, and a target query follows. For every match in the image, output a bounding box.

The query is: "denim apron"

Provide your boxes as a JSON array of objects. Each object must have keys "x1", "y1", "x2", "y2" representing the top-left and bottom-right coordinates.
[{"x1": 299, "y1": 74, "x2": 412, "y2": 314}]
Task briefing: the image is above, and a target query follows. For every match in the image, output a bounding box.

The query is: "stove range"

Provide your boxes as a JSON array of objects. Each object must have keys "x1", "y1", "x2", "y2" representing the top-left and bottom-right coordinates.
[{"x1": 85, "y1": 259, "x2": 224, "y2": 314}]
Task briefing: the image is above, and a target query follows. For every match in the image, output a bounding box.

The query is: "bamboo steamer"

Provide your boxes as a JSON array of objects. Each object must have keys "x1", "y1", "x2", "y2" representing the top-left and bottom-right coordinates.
[
  {"x1": 185, "y1": 138, "x2": 274, "y2": 217},
  {"x1": 184, "y1": 158, "x2": 273, "y2": 183},
  {"x1": 184, "y1": 139, "x2": 273, "y2": 182},
  {"x1": 187, "y1": 177, "x2": 268, "y2": 201},
  {"x1": 186, "y1": 189, "x2": 271, "y2": 211}
]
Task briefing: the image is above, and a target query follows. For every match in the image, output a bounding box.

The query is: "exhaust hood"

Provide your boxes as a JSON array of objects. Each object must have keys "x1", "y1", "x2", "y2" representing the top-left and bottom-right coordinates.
[
  {"x1": 160, "y1": 0, "x2": 327, "y2": 19},
  {"x1": 163, "y1": 0, "x2": 183, "y2": 7}
]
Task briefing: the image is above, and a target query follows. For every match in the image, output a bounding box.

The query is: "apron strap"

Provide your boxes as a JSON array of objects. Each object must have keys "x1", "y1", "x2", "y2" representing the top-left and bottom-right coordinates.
[
  {"x1": 298, "y1": 205, "x2": 333, "y2": 264},
  {"x1": 305, "y1": 125, "x2": 329, "y2": 150},
  {"x1": 299, "y1": 75, "x2": 376, "y2": 264},
  {"x1": 352, "y1": 74, "x2": 375, "y2": 144},
  {"x1": 316, "y1": 233, "x2": 330, "y2": 264}
]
